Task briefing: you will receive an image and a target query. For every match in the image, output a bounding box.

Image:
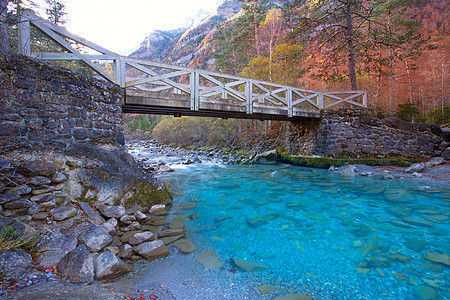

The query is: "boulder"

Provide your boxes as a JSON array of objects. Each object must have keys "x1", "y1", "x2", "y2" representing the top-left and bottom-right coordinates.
[
  {"x1": 424, "y1": 157, "x2": 446, "y2": 168},
  {"x1": 134, "y1": 240, "x2": 169, "y2": 260},
  {"x1": 120, "y1": 214, "x2": 136, "y2": 225},
  {"x1": 149, "y1": 204, "x2": 165, "y2": 214},
  {"x1": 31, "y1": 185, "x2": 54, "y2": 195},
  {"x1": 93, "y1": 251, "x2": 133, "y2": 280},
  {"x1": 35, "y1": 231, "x2": 77, "y2": 253},
  {"x1": 0, "y1": 250, "x2": 32, "y2": 282},
  {"x1": 98, "y1": 205, "x2": 126, "y2": 219},
  {"x1": 405, "y1": 163, "x2": 425, "y2": 173},
  {"x1": 128, "y1": 231, "x2": 155, "y2": 245},
  {"x1": 78, "y1": 201, "x2": 105, "y2": 225},
  {"x1": 134, "y1": 211, "x2": 147, "y2": 222},
  {"x1": 253, "y1": 150, "x2": 278, "y2": 165},
  {"x1": 441, "y1": 148, "x2": 450, "y2": 160},
  {"x1": 158, "y1": 229, "x2": 184, "y2": 238},
  {"x1": 118, "y1": 244, "x2": 133, "y2": 259},
  {"x1": 78, "y1": 224, "x2": 112, "y2": 252},
  {"x1": 50, "y1": 206, "x2": 78, "y2": 221},
  {"x1": 57, "y1": 245, "x2": 94, "y2": 283},
  {"x1": 340, "y1": 165, "x2": 357, "y2": 177}
]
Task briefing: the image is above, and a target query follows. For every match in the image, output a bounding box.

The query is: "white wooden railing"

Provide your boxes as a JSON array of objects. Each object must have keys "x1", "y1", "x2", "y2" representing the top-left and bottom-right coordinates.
[{"x1": 18, "y1": 11, "x2": 367, "y2": 117}]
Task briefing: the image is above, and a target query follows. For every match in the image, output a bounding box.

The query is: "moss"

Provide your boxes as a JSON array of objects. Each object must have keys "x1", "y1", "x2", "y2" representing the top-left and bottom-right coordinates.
[
  {"x1": 125, "y1": 181, "x2": 173, "y2": 209},
  {"x1": 279, "y1": 153, "x2": 421, "y2": 169}
]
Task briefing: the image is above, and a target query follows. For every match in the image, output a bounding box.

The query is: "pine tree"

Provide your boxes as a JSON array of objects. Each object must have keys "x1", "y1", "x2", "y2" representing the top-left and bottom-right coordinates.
[{"x1": 45, "y1": 0, "x2": 66, "y2": 25}]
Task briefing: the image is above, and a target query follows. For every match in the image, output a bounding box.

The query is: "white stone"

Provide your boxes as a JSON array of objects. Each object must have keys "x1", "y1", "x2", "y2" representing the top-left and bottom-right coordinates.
[{"x1": 149, "y1": 204, "x2": 166, "y2": 214}]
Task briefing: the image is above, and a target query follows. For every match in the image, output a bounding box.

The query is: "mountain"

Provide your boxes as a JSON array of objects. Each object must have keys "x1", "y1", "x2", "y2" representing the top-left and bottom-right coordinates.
[{"x1": 130, "y1": 0, "x2": 242, "y2": 69}]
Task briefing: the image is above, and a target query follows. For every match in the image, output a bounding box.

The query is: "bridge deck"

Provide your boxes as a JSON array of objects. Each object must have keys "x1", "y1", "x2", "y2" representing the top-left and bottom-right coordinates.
[{"x1": 123, "y1": 90, "x2": 320, "y2": 120}]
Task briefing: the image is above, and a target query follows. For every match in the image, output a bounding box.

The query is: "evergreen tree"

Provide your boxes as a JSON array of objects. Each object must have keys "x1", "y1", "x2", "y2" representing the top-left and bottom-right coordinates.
[{"x1": 45, "y1": 0, "x2": 66, "y2": 25}]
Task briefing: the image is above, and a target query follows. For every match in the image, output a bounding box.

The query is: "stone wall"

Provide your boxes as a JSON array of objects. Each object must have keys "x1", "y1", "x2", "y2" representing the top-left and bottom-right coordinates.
[
  {"x1": 284, "y1": 110, "x2": 447, "y2": 158},
  {"x1": 0, "y1": 55, "x2": 124, "y2": 152}
]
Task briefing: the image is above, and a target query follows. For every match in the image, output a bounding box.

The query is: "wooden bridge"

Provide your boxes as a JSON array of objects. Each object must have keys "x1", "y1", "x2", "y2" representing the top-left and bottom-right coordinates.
[{"x1": 17, "y1": 12, "x2": 367, "y2": 121}]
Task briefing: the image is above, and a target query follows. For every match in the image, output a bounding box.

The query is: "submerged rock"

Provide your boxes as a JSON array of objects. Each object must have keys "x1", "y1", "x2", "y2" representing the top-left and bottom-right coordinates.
[
  {"x1": 274, "y1": 294, "x2": 314, "y2": 300},
  {"x1": 173, "y1": 239, "x2": 198, "y2": 254},
  {"x1": 195, "y1": 249, "x2": 222, "y2": 269},
  {"x1": 423, "y1": 253, "x2": 450, "y2": 266},
  {"x1": 413, "y1": 285, "x2": 442, "y2": 300},
  {"x1": 234, "y1": 259, "x2": 269, "y2": 272},
  {"x1": 256, "y1": 284, "x2": 282, "y2": 294}
]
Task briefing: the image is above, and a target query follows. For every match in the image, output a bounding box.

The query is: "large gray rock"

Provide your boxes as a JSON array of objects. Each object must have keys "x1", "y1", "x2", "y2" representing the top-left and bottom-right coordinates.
[
  {"x1": 35, "y1": 231, "x2": 77, "y2": 270},
  {"x1": 118, "y1": 244, "x2": 133, "y2": 259},
  {"x1": 441, "y1": 148, "x2": 450, "y2": 160},
  {"x1": 253, "y1": 150, "x2": 278, "y2": 165},
  {"x1": 93, "y1": 251, "x2": 133, "y2": 280},
  {"x1": 50, "y1": 206, "x2": 78, "y2": 221},
  {"x1": 128, "y1": 231, "x2": 155, "y2": 245},
  {"x1": 79, "y1": 224, "x2": 112, "y2": 252},
  {"x1": 78, "y1": 201, "x2": 105, "y2": 225},
  {"x1": 98, "y1": 205, "x2": 126, "y2": 219},
  {"x1": 134, "y1": 240, "x2": 169, "y2": 260},
  {"x1": 57, "y1": 245, "x2": 94, "y2": 283},
  {"x1": 405, "y1": 163, "x2": 425, "y2": 173},
  {"x1": 424, "y1": 157, "x2": 446, "y2": 168},
  {"x1": 0, "y1": 250, "x2": 33, "y2": 281}
]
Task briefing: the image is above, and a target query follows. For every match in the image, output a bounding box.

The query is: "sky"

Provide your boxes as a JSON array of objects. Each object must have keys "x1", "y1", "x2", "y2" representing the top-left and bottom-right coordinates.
[{"x1": 46, "y1": 0, "x2": 221, "y2": 55}]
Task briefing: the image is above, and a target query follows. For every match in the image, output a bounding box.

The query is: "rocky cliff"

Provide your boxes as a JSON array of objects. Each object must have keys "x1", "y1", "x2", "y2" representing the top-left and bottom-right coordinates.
[{"x1": 130, "y1": 0, "x2": 242, "y2": 68}]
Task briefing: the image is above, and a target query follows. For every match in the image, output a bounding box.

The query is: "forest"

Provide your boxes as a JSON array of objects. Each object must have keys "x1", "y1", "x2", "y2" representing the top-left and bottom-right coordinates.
[{"x1": 1, "y1": 0, "x2": 449, "y2": 149}]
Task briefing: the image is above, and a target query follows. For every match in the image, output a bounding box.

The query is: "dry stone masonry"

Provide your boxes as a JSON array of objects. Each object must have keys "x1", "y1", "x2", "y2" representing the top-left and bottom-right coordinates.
[
  {"x1": 284, "y1": 110, "x2": 447, "y2": 158},
  {"x1": 0, "y1": 55, "x2": 124, "y2": 151}
]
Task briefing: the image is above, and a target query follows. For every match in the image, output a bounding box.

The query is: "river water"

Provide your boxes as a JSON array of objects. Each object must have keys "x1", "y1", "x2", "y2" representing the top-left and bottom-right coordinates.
[{"x1": 128, "y1": 146, "x2": 449, "y2": 300}]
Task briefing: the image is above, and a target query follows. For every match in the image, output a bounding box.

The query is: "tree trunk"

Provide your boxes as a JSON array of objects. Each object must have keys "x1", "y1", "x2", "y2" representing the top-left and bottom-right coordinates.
[
  {"x1": 389, "y1": 49, "x2": 395, "y2": 115},
  {"x1": 403, "y1": 59, "x2": 414, "y2": 104},
  {"x1": 0, "y1": 0, "x2": 9, "y2": 55},
  {"x1": 345, "y1": 0, "x2": 357, "y2": 90}
]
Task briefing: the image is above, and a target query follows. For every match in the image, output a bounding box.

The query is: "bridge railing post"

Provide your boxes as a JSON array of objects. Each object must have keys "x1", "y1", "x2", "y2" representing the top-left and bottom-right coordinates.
[
  {"x1": 246, "y1": 80, "x2": 253, "y2": 114},
  {"x1": 190, "y1": 71, "x2": 199, "y2": 110},
  {"x1": 287, "y1": 89, "x2": 293, "y2": 117},
  {"x1": 318, "y1": 93, "x2": 324, "y2": 110},
  {"x1": 18, "y1": 14, "x2": 31, "y2": 56},
  {"x1": 115, "y1": 57, "x2": 125, "y2": 87},
  {"x1": 363, "y1": 91, "x2": 367, "y2": 108}
]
